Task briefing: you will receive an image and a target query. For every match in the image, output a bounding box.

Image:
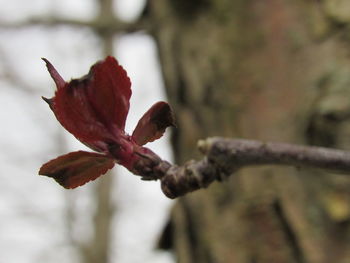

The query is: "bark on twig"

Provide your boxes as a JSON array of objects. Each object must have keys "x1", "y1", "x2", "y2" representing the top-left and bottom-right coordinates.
[{"x1": 159, "y1": 137, "x2": 350, "y2": 199}]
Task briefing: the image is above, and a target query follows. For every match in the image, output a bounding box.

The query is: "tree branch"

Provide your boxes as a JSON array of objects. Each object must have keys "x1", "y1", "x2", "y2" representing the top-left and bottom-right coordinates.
[
  {"x1": 159, "y1": 137, "x2": 350, "y2": 199},
  {"x1": 0, "y1": 16, "x2": 151, "y2": 34}
]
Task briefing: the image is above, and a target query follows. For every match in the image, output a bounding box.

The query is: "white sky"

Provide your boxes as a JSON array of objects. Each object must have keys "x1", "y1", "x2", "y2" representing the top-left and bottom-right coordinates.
[{"x1": 0, "y1": 0, "x2": 174, "y2": 262}]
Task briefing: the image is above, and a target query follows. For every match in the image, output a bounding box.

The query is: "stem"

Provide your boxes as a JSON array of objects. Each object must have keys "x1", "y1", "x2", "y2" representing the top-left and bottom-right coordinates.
[{"x1": 160, "y1": 137, "x2": 350, "y2": 199}]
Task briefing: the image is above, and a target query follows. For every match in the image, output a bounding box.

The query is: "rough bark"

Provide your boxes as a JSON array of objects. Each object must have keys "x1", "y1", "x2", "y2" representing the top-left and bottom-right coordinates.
[{"x1": 148, "y1": 0, "x2": 350, "y2": 262}]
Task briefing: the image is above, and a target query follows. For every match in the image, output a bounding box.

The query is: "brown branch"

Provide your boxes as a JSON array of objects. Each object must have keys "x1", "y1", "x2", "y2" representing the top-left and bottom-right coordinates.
[
  {"x1": 159, "y1": 137, "x2": 350, "y2": 199},
  {"x1": 0, "y1": 16, "x2": 151, "y2": 34}
]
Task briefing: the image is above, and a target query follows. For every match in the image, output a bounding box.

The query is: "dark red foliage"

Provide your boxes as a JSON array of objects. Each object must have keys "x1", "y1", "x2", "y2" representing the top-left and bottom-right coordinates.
[
  {"x1": 39, "y1": 151, "x2": 115, "y2": 189},
  {"x1": 39, "y1": 56, "x2": 174, "y2": 188},
  {"x1": 132, "y1": 101, "x2": 175, "y2": 146}
]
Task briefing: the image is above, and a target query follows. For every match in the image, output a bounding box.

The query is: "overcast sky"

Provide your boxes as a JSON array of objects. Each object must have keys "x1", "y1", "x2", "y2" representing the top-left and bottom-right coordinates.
[{"x1": 0, "y1": 1, "x2": 174, "y2": 262}]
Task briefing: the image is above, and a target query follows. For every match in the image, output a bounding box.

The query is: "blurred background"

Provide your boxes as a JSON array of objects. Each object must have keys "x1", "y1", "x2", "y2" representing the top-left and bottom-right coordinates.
[
  {"x1": 0, "y1": 0, "x2": 174, "y2": 262},
  {"x1": 3, "y1": 1, "x2": 350, "y2": 263}
]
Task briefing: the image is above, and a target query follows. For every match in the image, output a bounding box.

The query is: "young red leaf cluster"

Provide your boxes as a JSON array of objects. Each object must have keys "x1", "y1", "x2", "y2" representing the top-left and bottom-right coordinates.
[{"x1": 39, "y1": 56, "x2": 174, "y2": 188}]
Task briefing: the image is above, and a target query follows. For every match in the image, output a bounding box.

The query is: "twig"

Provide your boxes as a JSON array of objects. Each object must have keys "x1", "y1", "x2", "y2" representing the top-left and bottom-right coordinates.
[
  {"x1": 159, "y1": 137, "x2": 350, "y2": 199},
  {"x1": 0, "y1": 16, "x2": 151, "y2": 34}
]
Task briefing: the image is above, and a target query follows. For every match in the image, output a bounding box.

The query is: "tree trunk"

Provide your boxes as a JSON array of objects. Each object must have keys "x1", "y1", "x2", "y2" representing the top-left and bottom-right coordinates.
[{"x1": 148, "y1": 0, "x2": 350, "y2": 262}]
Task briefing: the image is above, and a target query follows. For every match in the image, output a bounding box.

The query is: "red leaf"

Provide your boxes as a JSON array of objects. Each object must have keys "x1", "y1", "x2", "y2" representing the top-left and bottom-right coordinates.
[
  {"x1": 43, "y1": 56, "x2": 132, "y2": 151},
  {"x1": 132, "y1": 101, "x2": 175, "y2": 145},
  {"x1": 42, "y1": 58, "x2": 66, "y2": 89},
  {"x1": 52, "y1": 78, "x2": 114, "y2": 151},
  {"x1": 88, "y1": 56, "x2": 131, "y2": 131},
  {"x1": 39, "y1": 151, "x2": 115, "y2": 189}
]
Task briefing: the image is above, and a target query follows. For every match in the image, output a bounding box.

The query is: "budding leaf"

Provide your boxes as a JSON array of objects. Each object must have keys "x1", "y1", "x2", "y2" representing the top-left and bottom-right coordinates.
[
  {"x1": 39, "y1": 151, "x2": 115, "y2": 189},
  {"x1": 88, "y1": 56, "x2": 131, "y2": 131},
  {"x1": 40, "y1": 56, "x2": 174, "y2": 188},
  {"x1": 132, "y1": 101, "x2": 175, "y2": 146}
]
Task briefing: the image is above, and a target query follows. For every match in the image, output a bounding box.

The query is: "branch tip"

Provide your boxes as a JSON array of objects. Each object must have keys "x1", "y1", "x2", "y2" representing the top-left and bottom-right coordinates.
[
  {"x1": 159, "y1": 137, "x2": 350, "y2": 198},
  {"x1": 197, "y1": 139, "x2": 208, "y2": 154}
]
